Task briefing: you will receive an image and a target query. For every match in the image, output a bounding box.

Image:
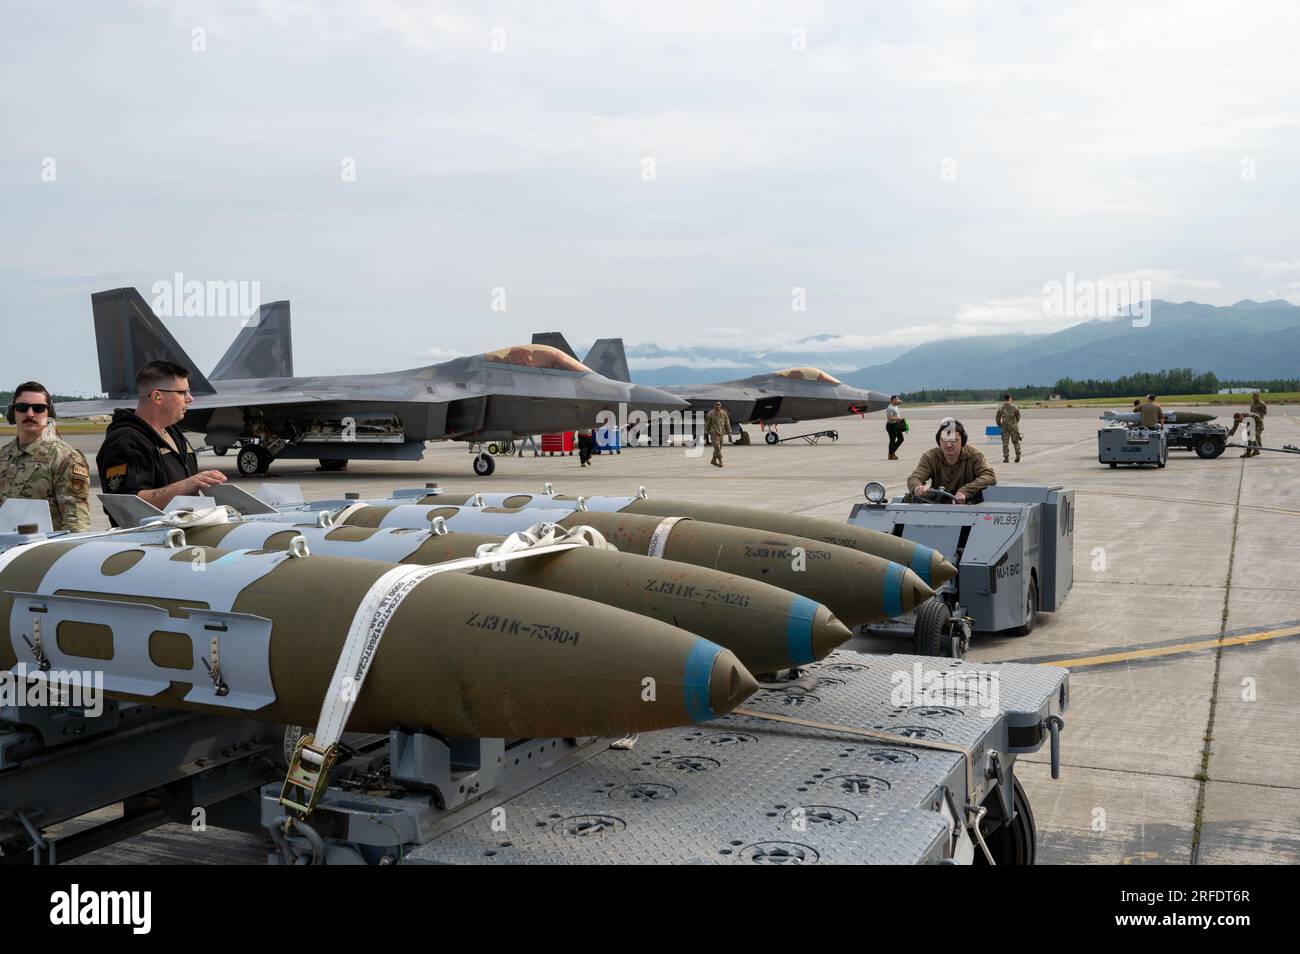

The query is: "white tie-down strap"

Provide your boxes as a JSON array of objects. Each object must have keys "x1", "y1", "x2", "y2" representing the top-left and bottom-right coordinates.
[
  {"x1": 309, "y1": 534, "x2": 601, "y2": 754},
  {"x1": 141, "y1": 505, "x2": 234, "y2": 531},
  {"x1": 473, "y1": 521, "x2": 616, "y2": 562},
  {"x1": 329, "y1": 502, "x2": 369, "y2": 526},
  {"x1": 646, "y1": 516, "x2": 692, "y2": 559},
  {"x1": 0, "y1": 538, "x2": 56, "y2": 672}
]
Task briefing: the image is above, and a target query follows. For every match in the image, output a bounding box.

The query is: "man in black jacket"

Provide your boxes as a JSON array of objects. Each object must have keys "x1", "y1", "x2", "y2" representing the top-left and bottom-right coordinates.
[{"x1": 95, "y1": 360, "x2": 226, "y2": 519}]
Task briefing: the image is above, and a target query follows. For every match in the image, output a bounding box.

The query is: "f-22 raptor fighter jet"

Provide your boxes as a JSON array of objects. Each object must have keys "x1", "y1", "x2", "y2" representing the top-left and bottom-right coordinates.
[
  {"x1": 60, "y1": 288, "x2": 687, "y2": 476},
  {"x1": 532, "y1": 332, "x2": 890, "y2": 445}
]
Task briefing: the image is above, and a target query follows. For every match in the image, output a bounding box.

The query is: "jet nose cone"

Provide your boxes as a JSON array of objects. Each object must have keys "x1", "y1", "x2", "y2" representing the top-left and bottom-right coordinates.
[
  {"x1": 628, "y1": 383, "x2": 690, "y2": 413},
  {"x1": 852, "y1": 390, "x2": 891, "y2": 414}
]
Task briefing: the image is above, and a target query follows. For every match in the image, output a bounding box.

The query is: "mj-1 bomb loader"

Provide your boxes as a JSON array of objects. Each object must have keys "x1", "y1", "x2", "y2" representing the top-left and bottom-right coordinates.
[{"x1": 847, "y1": 482, "x2": 1074, "y2": 657}]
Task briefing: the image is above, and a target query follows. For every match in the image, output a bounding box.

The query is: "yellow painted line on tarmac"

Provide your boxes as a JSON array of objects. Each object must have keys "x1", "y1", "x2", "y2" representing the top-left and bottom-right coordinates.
[{"x1": 1039, "y1": 624, "x2": 1300, "y2": 669}]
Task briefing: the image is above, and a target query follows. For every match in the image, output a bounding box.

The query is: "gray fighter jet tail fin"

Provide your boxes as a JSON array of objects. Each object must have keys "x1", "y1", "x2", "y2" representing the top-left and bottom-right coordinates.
[
  {"x1": 531, "y1": 332, "x2": 578, "y2": 360},
  {"x1": 583, "y1": 338, "x2": 631, "y2": 383},
  {"x1": 92, "y1": 288, "x2": 215, "y2": 399},
  {"x1": 211, "y1": 300, "x2": 293, "y2": 381}
]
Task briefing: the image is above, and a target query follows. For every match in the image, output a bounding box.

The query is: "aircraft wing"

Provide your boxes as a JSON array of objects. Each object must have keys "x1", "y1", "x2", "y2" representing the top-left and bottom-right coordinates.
[{"x1": 60, "y1": 388, "x2": 350, "y2": 419}]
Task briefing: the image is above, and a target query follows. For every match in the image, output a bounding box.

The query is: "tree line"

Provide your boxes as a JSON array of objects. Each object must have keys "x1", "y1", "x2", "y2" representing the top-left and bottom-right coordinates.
[
  {"x1": 899, "y1": 370, "x2": 1300, "y2": 404},
  {"x1": 1, "y1": 389, "x2": 98, "y2": 409},
  {"x1": 1052, "y1": 369, "x2": 1299, "y2": 399},
  {"x1": 898, "y1": 387, "x2": 1050, "y2": 403}
]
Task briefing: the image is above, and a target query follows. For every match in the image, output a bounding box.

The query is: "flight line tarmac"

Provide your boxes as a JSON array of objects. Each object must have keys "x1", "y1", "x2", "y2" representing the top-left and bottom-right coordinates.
[{"x1": 53, "y1": 402, "x2": 1300, "y2": 864}]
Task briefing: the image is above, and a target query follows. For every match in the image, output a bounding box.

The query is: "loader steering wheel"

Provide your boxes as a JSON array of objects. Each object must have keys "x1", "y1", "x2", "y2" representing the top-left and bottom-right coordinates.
[{"x1": 920, "y1": 486, "x2": 958, "y2": 504}]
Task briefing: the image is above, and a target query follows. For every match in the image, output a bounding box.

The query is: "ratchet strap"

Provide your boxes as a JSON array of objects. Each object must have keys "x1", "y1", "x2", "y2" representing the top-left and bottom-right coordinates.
[
  {"x1": 646, "y1": 516, "x2": 691, "y2": 559},
  {"x1": 279, "y1": 523, "x2": 613, "y2": 816}
]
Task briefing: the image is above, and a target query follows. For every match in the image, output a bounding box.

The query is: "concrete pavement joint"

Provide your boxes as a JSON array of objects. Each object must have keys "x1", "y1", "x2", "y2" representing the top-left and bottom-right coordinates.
[
  {"x1": 1191, "y1": 458, "x2": 1245, "y2": 864},
  {"x1": 1018, "y1": 757, "x2": 1300, "y2": 791},
  {"x1": 1075, "y1": 488, "x2": 1300, "y2": 518}
]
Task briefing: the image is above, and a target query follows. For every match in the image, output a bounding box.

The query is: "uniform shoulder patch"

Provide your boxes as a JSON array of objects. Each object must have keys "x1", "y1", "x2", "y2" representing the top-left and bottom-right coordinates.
[{"x1": 104, "y1": 462, "x2": 128, "y2": 491}]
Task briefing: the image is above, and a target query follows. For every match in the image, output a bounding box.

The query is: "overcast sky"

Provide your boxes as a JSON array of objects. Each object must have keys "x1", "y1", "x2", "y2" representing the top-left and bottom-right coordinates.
[{"x1": 3, "y1": 0, "x2": 1299, "y2": 393}]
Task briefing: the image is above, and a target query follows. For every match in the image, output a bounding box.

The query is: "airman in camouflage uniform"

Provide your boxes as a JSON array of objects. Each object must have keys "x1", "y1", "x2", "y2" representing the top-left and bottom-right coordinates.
[
  {"x1": 1, "y1": 382, "x2": 91, "y2": 532},
  {"x1": 996, "y1": 393, "x2": 1021, "y2": 463},
  {"x1": 704, "y1": 401, "x2": 731, "y2": 468},
  {"x1": 1251, "y1": 393, "x2": 1267, "y2": 447},
  {"x1": 1227, "y1": 412, "x2": 1262, "y2": 458}
]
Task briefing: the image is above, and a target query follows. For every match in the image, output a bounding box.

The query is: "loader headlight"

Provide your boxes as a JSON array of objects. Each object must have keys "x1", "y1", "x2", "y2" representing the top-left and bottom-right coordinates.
[{"x1": 864, "y1": 481, "x2": 887, "y2": 505}]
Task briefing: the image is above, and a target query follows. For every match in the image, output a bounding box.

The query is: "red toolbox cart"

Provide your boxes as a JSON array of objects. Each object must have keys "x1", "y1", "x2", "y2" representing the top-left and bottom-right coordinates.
[{"x1": 541, "y1": 432, "x2": 575, "y2": 455}]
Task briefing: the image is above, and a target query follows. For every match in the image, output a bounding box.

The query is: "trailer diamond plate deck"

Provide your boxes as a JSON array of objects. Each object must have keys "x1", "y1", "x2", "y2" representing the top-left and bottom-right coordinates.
[{"x1": 404, "y1": 651, "x2": 1068, "y2": 864}]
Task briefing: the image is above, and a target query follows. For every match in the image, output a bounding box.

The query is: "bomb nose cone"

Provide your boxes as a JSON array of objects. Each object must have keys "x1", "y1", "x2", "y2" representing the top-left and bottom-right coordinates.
[
  {"x1": 704, "y1": 648, "x2": 759, "y2": 719},
  {"x1": 780, "y1": 595, "x2": 848, "y2": 666},
  {"x1": 932, "y1": 555, "x2": 958, "y2": 587},
  {"x1": 901, "y1": 569, "x2": 937, "y2": 613},
  {"x1": 810, "y1": 606, "x2": 853, "y2": 659},
  {"x1": 881, "y1": 563, "x2": 939, "y2": 617}
]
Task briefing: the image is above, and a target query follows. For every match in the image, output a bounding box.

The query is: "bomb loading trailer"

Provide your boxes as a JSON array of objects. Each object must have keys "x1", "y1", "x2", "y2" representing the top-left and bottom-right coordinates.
[
  {"x1": 1, "y1": 649, "x2": 1066, "y2": 866},
  {"x1": 1163, "y1": 422, "x2": 1229, "y2": 459},
  {"x1": 0, "y1": 509, "x2": 1067, "y2": 865}
]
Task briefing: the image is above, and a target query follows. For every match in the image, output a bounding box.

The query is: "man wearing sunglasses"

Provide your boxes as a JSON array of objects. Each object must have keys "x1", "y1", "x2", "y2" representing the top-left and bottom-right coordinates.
[
  {"x1": 1, "y1": 381, "x2": 91, "y2": 531},
  {"x1": 95, "y1": 360, "x2": 225, "y2": 521}
]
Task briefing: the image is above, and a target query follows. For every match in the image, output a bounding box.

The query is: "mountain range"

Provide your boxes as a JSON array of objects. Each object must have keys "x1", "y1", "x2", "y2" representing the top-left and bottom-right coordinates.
[{"x1": 623, "y1": 300, "x2": 1300, "y2": 390}]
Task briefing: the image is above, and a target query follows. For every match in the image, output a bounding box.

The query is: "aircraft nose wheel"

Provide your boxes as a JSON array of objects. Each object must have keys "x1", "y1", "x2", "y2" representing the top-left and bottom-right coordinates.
[
  {"x1": 473, "y1": 452, "x2": 496, "y2": 476},
  {"x1": 236, "y1": 445, "x2": 271, "y2": 477},
  {"x1": 765, "y1": 431, "x2": 779, "y2": 445}
]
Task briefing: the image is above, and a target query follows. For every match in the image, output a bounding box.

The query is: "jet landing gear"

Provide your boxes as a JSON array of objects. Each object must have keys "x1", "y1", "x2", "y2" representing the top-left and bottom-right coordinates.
[
  {"x1": 735, "y1": 429, "x2": 751, "y2": 446},
  {"x1": 473, "y1": 452, "x2": 496, "y2": 476},
  {"x1": 236, "y1": 444, "x2": 272, "y2": 477}
]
